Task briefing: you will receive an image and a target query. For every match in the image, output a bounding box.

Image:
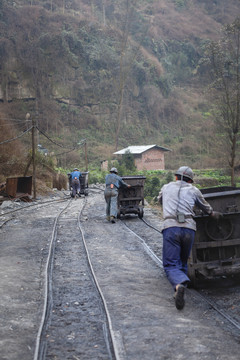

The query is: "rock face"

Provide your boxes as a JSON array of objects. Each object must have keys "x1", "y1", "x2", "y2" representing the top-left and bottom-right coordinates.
[{"x1": 1, "y1": 1, "x2": 240, "y2": 169}]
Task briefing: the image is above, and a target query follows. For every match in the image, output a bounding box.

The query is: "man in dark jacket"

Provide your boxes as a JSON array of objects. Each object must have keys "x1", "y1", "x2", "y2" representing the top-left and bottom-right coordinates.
[
  {"x1": 104, "y1": 167, "x2": 130, "y2": 223},
  {"x1": 158, "y1": 166, "x2": 221, "y2": 310},
  {"x1": 70, "y1": 168, "x2": 82, "y2": 199}
]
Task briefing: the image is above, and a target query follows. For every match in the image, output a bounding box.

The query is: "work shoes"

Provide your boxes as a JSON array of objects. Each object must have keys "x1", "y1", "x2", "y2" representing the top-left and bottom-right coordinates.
[
  {"x1": 110, "y1": 216, "x2": 116, "y2": 223},
  {"x1": 175, "y1": 284, "x2": 185, "y2": 310}
]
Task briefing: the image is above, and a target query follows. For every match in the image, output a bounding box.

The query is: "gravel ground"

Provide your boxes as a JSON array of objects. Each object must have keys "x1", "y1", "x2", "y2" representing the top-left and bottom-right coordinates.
[{"x1": 0, "y1": 189, "x2": 240, "y2": 360}]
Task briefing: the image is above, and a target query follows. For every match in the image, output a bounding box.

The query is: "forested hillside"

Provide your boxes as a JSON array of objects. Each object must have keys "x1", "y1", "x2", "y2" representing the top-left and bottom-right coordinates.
[{"x1": 0, "y1": 0, "x2": 240, "y2": 177}]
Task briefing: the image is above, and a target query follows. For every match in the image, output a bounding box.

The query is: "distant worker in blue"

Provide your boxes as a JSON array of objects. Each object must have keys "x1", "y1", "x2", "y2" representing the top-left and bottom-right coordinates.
[
  {"x1": 158, "y1": 166, "x2": 221, "y2": 310},
  {"x1": 70, "y1": 168, "x2": 82, "y2": 199},
  {"x1": 104, "y1": 167, "x2": 131, "y2": 223}
]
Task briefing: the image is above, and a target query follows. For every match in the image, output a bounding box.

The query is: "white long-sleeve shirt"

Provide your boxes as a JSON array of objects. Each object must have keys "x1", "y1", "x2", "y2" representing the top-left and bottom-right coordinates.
[{"x1": 158, "y1": 180, "x2": 213, "y2": 231}]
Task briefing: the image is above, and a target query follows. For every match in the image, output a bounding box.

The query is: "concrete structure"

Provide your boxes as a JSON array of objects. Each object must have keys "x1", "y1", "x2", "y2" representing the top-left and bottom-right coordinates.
[
  {"x1": 101, "y1": 160, "x2": 108, "y2": 171},
  {"x1": 114, "y1": 145, "x2": 171, "y2": 171}
]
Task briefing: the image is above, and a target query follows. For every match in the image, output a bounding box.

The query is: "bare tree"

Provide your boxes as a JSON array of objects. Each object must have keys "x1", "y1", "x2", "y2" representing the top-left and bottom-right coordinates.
[
  {"x1": 206, "y1": 18, "x2": 240, "y2": 186},
  {"x1": 113, "y1": 0, "x2": 141, "y2": 151}
]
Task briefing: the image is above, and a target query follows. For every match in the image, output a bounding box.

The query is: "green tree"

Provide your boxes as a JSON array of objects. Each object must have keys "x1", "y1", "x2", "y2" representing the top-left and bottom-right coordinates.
[{"x1": 121, "y1": 150, "x2": 136, "y2": 171}]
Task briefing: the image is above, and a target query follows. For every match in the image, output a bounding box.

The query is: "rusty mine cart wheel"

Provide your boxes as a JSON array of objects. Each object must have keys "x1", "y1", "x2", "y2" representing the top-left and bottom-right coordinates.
[
  {"x1": 205, "y1": 217, "x2": 233, "y2": 241},
  {"x1": 138, "y1": 207, "x2": 144, "y2": 219}
]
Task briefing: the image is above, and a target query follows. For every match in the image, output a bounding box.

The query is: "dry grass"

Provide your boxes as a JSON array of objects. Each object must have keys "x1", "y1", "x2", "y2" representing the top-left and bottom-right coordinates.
[
  {"x1": 150, "y1": 0, "x2": 238, "y2": 41},
  {"x1": 0, "y1": 107, "x2": 27, "y2": 182}
]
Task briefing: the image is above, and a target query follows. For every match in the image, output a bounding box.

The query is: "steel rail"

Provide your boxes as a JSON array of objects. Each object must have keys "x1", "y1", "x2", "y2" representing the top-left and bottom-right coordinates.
[
  {"x1": 33, "y1": 199, "x2": 72, "y2": 360},
  {"x1": 121, "y1": 220, "x2": 163, "y2": 267},
  {"x1": 77, "y1": 199, "x2": 121, "y2": 360},
  {"x1": 88, "y1": 185, "x2": 105, "y2": 192},
  {"x1": 0, "y1": 196, "x2": 70, "y2": 217},
  {"x1": 33, "y1": 194, "x2": 119, "y2": 360},
  {"x1": 0, "y1": 218, "x2": 12, "y2": 228},
  {"x1": 189, "y1": 288, "x2": 240, "y2": 331}
]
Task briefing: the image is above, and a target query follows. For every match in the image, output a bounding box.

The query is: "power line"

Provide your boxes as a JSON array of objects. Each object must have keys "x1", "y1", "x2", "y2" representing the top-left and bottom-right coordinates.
[
  {"x1": 54, "y1": 140, "x2": 87, "y2": 157},
  {"x1": 55, "y1": 148, "x2": 78, "y2": 157},
  {"x1": 0, "y1": 127, "x2": 33, "y2": 145},
  {"x1": 37, "y1": 126, "x2": 86, "y2": 150},
  {"x1": 0, "y1": 124, "x2": 86, "y2": 158},
  {"x1": 0, "y1": 121, "x2": 31, "y2": 126},
  {"x1": 0, "y1": 118, "x2": 31, "y2": 122},
  {"x1": 0, "y1": 123, "x2": 30, "y2": 127}
]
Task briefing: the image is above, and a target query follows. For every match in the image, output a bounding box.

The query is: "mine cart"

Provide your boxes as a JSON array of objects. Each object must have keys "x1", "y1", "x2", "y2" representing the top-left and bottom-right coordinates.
[
  {"x1": 79, "y1": 171, "x2": 89, "y2": 196},
  {"x1": 69, "y1": 171, "x2": 89, "y2": 197},
  {"x1": 117, "y1": 175, "x2": 146, "y2": 218},
  {"x1": 188, "y1": 186, "x2": 240, "y2": 287}
]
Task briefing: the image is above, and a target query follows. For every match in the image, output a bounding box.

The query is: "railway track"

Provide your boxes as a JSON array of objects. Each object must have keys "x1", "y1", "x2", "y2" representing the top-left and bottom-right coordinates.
[
  {"x1": 33, "y1": 196, "x2": 119, "y2": 360},
  {"x1": 0, "y1": 195, "x2": 70, "y2": 228},
  {"x1": 122, "y1": 214, "x2": 240, "y2": 335},
  {"x1": 1, "y1": 188, "x2": 240, "y2": 359},
  {"x1": 85, "y1": 185, "x2": 240, "y2": 335}
]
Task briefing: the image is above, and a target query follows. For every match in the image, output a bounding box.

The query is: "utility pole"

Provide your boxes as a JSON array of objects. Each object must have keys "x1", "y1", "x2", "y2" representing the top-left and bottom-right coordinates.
[
  {"x1": 32, "y1": 117, "x2": 36, "y2": 199},
  {"x1": 102, "y1": 0, "x2": 106, "y2": 26},
  {"x1": 78, "y1": 139, "x2": 88, "y2": 171},
  {"x1": 84, "y1": 141, "x2": 88, "y2": 171}
]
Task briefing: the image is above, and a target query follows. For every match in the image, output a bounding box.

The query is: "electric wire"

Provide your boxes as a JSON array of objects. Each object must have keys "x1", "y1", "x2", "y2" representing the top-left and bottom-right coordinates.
[
  {"x1": 0, "y1": 126, "x2": 33, "y2": 145},
  {"x1": 0, "y1": 117, "x2": 32, "y2": 122},
  {"x1": 141, "y1": 217, "x2": 162, "y2": 234},
  {"x1": 55, "y1": 147, "x2": 78, "y2": 156},
  {"x1": 0, "y1": 121, "x2": 31, "y2": 126},
  {"x1": 36, "y1": 126, "x2": 86, "y2": 150}
]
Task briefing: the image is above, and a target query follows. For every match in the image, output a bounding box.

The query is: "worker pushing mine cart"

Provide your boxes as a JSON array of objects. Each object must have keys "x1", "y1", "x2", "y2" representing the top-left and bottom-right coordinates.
[
  {"x1": 117, "y1": 175, "x2": 146, "y2": 218},
  {"x1": 69, "y1": 171, "x2": 89, "y2": 197}
]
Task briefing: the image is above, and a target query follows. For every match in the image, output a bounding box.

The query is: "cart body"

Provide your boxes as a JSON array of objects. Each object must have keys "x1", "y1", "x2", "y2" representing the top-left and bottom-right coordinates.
[
  {"x1": 188, "y1": 186, "x2": 240, "y2": 286},
  {"x1": 117, "y1": 175, "x2": 146, "y2": 218}
]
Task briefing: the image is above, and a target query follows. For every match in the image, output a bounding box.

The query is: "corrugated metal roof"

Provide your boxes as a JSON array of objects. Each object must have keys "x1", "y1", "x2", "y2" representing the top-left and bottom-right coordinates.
[{"x1": 114, "y1": 145, "x2": 171, "y2": 155}]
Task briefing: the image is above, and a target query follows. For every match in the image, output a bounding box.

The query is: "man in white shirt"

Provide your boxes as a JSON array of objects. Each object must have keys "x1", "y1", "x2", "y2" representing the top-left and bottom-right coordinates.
[{"x1": 158, "y1": 166, "x2": 221, "y2": 310}]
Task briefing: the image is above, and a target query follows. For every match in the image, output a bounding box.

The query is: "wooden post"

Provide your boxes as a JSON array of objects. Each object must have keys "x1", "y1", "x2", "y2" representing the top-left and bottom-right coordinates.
[{"x1": 32, "y1": 117, "x2": 36, "y2": 199}]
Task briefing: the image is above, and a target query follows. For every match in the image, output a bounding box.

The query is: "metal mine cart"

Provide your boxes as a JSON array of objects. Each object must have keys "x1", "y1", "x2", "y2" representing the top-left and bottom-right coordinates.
[
  {"x1": 188, "y1": 186, "x2": 240, "y2": 287},
  {"x1": 117, "y1": 175, "x2": 146, "y2": 219},
  {"x1": 79, "y1": 171, "x2": 89, "y2": 196}
]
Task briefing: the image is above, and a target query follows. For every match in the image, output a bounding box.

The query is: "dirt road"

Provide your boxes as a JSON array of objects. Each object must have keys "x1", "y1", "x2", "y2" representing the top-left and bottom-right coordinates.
[{"x1": 0, "y1": 188, "x2": 240, "y2": 360}]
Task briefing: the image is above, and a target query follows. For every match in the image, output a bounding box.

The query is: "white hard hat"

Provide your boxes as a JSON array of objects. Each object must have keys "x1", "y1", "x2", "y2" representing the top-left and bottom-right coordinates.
[{"x1": 175, "y1": 166, "x2": 194, "y2": 181}]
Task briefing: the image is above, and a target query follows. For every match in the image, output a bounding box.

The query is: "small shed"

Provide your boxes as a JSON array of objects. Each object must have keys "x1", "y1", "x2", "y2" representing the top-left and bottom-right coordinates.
[
  {"x1": 6, "y1": 176, "x2": 32, "y2": 200},
  {"x1": 114, "y1": 145, "x2": 171, "y2": 171}
]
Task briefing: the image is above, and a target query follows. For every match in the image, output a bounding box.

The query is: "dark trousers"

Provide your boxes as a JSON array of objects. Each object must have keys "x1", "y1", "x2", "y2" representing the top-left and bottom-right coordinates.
[
  {"x1": 71, "y1": 179, "x2": 80, "y2": 197},
  {"x1": 162, "y1": 227, "x2": 195, "y2": 290},
  {"x1": 104, "y1": 188, "x2": 118, "y2": 218}
]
